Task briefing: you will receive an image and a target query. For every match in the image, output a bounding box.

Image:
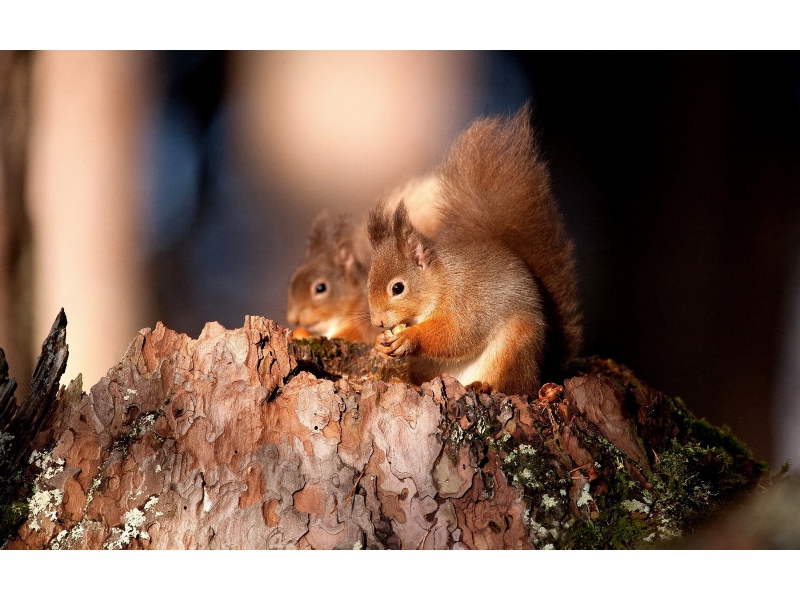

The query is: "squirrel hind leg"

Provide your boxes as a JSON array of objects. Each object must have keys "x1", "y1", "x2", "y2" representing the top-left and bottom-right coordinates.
[
  {"x1": 475, "y1": 315, "x2": 545, "y2": 397},
  {"x1": 404, "y1": 316, "x2": 545, "y2": 397}
]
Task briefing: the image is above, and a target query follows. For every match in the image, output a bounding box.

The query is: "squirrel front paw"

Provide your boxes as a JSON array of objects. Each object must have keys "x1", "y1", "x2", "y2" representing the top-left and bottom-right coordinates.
[{"x1": 375, "y1": 327, "x2": 416, "y2": 357}]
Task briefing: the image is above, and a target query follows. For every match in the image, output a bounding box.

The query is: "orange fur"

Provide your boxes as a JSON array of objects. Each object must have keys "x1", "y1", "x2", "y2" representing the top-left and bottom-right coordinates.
[
  {"x1": 286, "y1": 174, "x2": 441, "y2": 343},
  {"x1": 367, "y1": 107, "x2": 581, "y2": 394},
  {"x1": 287, "y1": 212, "x2": 377, "y2": 343}
]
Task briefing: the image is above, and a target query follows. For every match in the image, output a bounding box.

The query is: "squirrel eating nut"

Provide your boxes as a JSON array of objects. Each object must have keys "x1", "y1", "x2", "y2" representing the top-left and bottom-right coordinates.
[{"x1": 367, "y1": 106, "x2": 581, "y2": 395}]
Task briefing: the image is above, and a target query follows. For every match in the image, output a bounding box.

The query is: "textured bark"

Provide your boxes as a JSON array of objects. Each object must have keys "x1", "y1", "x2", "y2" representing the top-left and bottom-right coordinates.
[
  {"x1": 0, "y1": 308, "x2": 68, "y2": 467},
  {"x1": 1, "y1": 315, "x2": 767, "y2": 549}
]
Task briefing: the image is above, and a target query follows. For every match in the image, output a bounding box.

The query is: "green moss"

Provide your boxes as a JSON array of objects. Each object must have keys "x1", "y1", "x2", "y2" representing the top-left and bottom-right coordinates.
[
  {"x1": 0, "y1": 499, "x2": 29, "y2": 546},
  {"x1": 502, "y1": 445, "x2": 560, "y2": 493},
  {"x1": 0, "y1": 452, "x2": 30, "y2": 545},
  {"x1": 561, "y1": 502, "x2": 651, "y2": 549},
  {"x1": 647, "y1": 396, "x2": 767, "y2": 537},
  {"x1": 652, "y1": 438, "x2": 744, "y2": 533},
  {"x1": 554, "y1": 444, "x2": 656, "y2": 548},
  {"x1": 548, "y1": 361, "x2": 766, "y2": 548},
  {"x1": 583, "y1": 393, "x2": 768, "y2": 546},
  {"x1": 291, "y1": 337, "x2": 339, "y2": 361},
  {"x1": 497, "y1": 387, "x2": 764, "y2": 549},
  {"x1": 519, "y1": 385, "x2": 768, "y2": 549},
  {"x1": 440, "y1": 394, "x2": 506, "y2": 453},
  {"x1": 666, "y1": 396, "x2": 766, "y2": 476}
]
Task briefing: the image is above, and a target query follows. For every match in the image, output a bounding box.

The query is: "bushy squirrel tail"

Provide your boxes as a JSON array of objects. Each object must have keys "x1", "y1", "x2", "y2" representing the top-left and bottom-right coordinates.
[{"x1": 434, "y1": 105, "x2": 582, "y2": 374}]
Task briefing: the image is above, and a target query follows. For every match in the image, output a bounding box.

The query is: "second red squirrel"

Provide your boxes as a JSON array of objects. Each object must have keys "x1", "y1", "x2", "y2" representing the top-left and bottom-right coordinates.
[
  {"x1": 367, "y1": 107, "x2": 581, "y2": 395},
  {"x1": 287, "y1": 211, "x2": 377, "y2": 342}
]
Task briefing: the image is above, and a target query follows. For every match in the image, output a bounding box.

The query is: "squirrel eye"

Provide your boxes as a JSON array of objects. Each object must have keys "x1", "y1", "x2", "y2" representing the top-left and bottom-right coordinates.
[
  {"x1": 391, "y1": 282, "x2": 405, "y2": 296},
  {"x1": 315, "y1": 282, "x2": 327, "y2": 294}
]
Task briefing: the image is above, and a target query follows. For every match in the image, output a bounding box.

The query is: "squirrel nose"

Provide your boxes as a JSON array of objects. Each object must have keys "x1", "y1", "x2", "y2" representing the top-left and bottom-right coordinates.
[{"x1": 371, "y1": 316, "x2": 384, "y2": 328}]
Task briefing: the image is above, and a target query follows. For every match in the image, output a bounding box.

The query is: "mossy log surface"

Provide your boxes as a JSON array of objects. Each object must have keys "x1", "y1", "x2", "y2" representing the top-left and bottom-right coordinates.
[{"x1": 0, "y1": 313, "x2": 767, "y2": 549}]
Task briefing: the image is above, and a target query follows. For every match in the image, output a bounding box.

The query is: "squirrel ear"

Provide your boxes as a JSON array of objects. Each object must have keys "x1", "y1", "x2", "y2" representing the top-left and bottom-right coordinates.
[
  {"x1": 408, "y1": 233, "x2": 433, "y2": 270},
  {"x1": 307, "y1": 211, "x2": 332, "y2": 256},
  {"x1": 392, "y1": 202, "x2": 434, "y2": 269},
  {"x1": 336, "y1": 241, "x2": 357, "y2": 277},
  {"x1": 333, "y1": 215, "x2": 360, "y2": 278}
]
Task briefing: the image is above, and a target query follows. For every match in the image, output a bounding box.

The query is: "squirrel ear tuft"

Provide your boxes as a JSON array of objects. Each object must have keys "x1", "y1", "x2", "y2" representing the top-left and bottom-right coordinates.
[
  {"x1": 391, "y1": 200, "x2": 413, "y2": 243},
  {"x1": 368, "y1": 202, "x2": 392, "y2": 247},
  {"x1": 393, "y1": 201, "x2": 434, "y2": 269},
  {"x1": 307, "y1": 211, "x2": 332, "y2": 256},
  {"x1": 332, "y1": 214, "x2": 354, "y2": 245}
]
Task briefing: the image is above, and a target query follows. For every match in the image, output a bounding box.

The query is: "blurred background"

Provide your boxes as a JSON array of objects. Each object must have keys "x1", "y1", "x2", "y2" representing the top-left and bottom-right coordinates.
[{"x1": 1, "y1": 51, "x2": 799, "y2": 468}]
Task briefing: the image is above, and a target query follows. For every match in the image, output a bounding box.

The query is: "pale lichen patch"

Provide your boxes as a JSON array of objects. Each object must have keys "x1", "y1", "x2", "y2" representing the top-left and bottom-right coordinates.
[
  {"x1": 541, "y1": 494, "x2": 558, "y2": 509},
  {"x1": 29, "y1": 449, "x2": 65, "y2": 481},
  {"x1": 653, "y1": 514, "x2": 682, "y2": 542},
  {"x1": 50, "y1": 529, "x2": 69, "y2": 549},
  {"x1": 129, "y1": 413, "x2": 156, "y2": 439},
  {"x1": 26, "y1": 447, "x2": 67, "y2": 531},
  {"x1": 0, "y1": 431, "x2": 13, "y2": 455},
  {"x1": 576, "y1": 482, "x2": 592, "y2": 508},
  {"x1": 621, "y1": 499, "x2": 650, "y2": 514},
  {"x1": 86, "y1": 475, "x2": 102, "y2": 505},
  {"x1": 519, "y1": 444, "x2": 537, "y2": 456},
  {"x1": 50, "y1": 520, "x2": 87, "y2": 550},
  {"x1": 27, "y1": 486, "x2": 63, "y2": 531},
  {"x1": 144, "y1": 496, "x2": 159, "y2": 512},
  {"x1": 521, "y1": 508, "x2": 532, "y2": 527},
  {"x1": 103, "y1": 508, "x2": 147, "y2": 549}
]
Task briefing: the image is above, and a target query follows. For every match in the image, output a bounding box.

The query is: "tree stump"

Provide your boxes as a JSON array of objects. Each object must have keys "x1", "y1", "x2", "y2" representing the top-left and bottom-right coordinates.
[{"x1": 0, "y1": 312, "x2": 767, "y2": 549}]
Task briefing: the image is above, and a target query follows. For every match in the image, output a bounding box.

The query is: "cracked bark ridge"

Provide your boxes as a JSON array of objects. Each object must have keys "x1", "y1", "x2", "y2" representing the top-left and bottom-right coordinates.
[
  {"x1": 2, "y1": 318, "x2": 765, "y2": 549},
  {"x1": 0, "y1": 348, "x2": 16, "y2": 423},
  {"x1": 0, "y1": 308, "x2": 68, "y2": 467}
]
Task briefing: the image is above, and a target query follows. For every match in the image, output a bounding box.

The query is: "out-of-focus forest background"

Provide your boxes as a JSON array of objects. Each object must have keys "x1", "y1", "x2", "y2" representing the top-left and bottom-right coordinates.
[{"x1": 1, "y1": 50, "x2": 799, "y2": 469}]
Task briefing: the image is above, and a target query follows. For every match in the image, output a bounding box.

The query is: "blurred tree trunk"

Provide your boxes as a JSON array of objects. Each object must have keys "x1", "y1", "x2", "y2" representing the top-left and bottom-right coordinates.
[
  {"x1": 0, "y1": 50, "x2": 33, "y2": 400},
  {"x1": 26, "y1": 51, "x2": 152, "y2": 388},
  {"x1": 0, "y1": 314, "x2": 766, "y2": 549}
]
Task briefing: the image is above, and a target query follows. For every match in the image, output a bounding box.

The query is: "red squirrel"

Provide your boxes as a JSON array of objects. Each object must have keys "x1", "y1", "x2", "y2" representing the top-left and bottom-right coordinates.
[
  {"x1": 367, "y1": 107, "x2": 581, "y2": 395},
  {"x1": 287, "y1": 174, "x2": 441, "y2": 343},
  {"x1": 287, "y1": 211, "x2": 377, "y2": 342}
]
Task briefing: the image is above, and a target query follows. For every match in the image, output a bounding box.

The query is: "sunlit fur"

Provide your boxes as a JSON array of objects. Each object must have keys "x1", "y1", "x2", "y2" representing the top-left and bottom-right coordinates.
[
  {"x1": 366, "y1": 106, "x2": 581, "y2": 394},
  {"x1": 435, "y1": 106, "x2": 582, "y2": 372}
]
